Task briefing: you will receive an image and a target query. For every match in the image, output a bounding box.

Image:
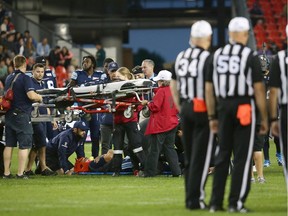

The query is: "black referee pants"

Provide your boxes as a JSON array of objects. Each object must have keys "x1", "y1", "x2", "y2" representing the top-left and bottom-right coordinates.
[
  {"x1": 210, "y1": 98, "x2": 256, "y2": 210},
  {"x1": 279, "y1": 105, "x2": 287, "y2": 182},
  {"x1": 181, "y1": 101, "x2": 214, "y2": 209}
]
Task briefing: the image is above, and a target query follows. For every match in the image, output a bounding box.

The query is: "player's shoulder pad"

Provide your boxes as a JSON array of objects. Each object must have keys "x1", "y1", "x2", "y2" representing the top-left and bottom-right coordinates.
[
  {"x1": 25, "y1": 71, "x2": 33, "y2": 77},
  {"x1": 45, "y1": 69, "x2": 56, "y2": 77},
  {"x1": 101, "y1": 73, "x2": 107, "y2": 80}
]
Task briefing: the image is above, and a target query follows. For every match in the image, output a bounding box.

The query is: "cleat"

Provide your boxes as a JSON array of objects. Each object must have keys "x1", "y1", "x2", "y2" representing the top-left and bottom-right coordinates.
[
  {"x1": 251, "y1": 177, "x2": 255, "y2": 183},
  {"x1": 24, "y1": 170, "x2": 35, "y2": 176},
  {"x1": 209, "y1": 205, "x2": 224, "y2": 213},
  {"x1": 187, "y1": 201, "x2": 208, "y2": 210},
  {"x1": 263, "y1": 160, "x2": 271, "y2": 167},
  {"x1": 137, "y1": 170, "x2": 145, "y2": 177},
  {"x1": 41, "y1": 168, "x2": 57, "y2": 176},
  {"x1": 257, "y1": 177, "x2": 266, "y2": 184},
  {"x1": 2, "y1": 174, "x2": 14, "y2": 179},
  {"x1": 137, "y1": 170, "x2": 153, "y2": 178},
  {"x1": 16, "y1": 174, "x2": 29, "y2": 179},
  {"x1": 112, "y1": 172, "x2": 120, "y2": 177},
  {"x1": 276, "y1": 153, "x2": 284, "y2": 166},
  {"x1": 34, "y1": 166, "x2": 41, "y2": 175},
  {"x1": 228, "y1": 206, "x2": 250, "y2": 213}
]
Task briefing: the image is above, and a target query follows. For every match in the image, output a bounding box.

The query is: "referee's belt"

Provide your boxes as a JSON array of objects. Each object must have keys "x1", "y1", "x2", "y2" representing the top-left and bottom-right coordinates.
[
  {"x1": 218, "y1": 96, "x2": 254, "y2": 100},
  {"x1": 181, "y1": 98, "x2": 207, "y2": 112}
]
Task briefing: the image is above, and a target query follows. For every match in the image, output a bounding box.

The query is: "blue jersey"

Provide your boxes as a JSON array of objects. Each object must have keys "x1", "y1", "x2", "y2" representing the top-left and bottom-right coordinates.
[
  {"x1": 5, "y1": 70, "x2": 35, "y2": 114},
  {"x1": 46, "y1": 128, "x2": 85, "y2": 172},
  {"x1": 102, "y1": 74, "x2": 111, "y2": 84},
  {"x1": 71, "y1": 69, "x2": 105, "y2": 86},
  {"x1": 43, "y1": 69, "x2": 57, "y2": 89},
  {"x1": 26, "y1": 69, "x2": 57, "y2": 89}
]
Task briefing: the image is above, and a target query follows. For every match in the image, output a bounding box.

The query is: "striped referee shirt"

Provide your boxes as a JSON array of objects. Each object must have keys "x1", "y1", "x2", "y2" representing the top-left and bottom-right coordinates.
[
  {"x1": 206, "y1": 42, "x2": 263, "y2": 99},
  {"x1": 269, "y1": 50, "x2": 287, "y2": 105},
  {"x1": 172, "y1": 46, "x2": 210, "y2": 101}
]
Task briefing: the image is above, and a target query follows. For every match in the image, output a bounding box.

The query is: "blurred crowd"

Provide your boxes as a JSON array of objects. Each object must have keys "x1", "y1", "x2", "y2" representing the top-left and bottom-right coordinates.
[{"x1": 0, "y1": 3, "x2": 78, "y2": 93}]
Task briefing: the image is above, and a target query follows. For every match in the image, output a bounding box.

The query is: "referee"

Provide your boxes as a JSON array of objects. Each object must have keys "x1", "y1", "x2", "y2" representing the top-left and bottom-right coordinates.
[
  {"x1": 269, "y1": 24, "x2": 288, "y2": 185},
  {"x1": 170, "y1": 20, "x2": 214, "y2": 210},
  {"x1": 205, "y1": 17, "x2": 268, "y2": 213}
]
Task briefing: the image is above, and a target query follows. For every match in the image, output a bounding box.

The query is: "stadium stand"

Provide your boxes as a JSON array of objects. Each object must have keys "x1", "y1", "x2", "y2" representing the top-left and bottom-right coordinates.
[{"x1": 248, "y1": 0, "x2": 287, "y2": 52}]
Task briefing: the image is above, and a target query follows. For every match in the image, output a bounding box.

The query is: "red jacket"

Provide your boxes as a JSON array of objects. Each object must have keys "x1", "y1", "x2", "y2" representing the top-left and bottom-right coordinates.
[{"x1": 145, "y1": 86, "x2": 179, "y2": 135}]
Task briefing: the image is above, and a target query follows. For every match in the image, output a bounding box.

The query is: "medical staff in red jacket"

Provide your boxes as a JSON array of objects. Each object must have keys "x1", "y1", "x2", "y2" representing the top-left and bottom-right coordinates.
[{"x1": 141, "y1": 70, "x2": 181, "y2": 177}]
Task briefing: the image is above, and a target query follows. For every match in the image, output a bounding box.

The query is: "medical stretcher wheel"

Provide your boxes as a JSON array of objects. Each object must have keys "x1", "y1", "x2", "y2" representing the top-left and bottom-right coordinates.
[
  {"x1": 142, "y1": 106, "x2": 150, "y2": 118},
  {"x1": 123, "y1": 106, "x2": 133, "y2": 119},
  {"x1": 65, "y1": 111, "x2": 73, "y2": 123}
]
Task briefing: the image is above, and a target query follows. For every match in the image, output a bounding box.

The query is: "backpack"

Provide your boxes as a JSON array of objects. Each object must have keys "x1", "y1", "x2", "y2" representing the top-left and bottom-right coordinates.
[{"x1": 0, "y1": 73, "x2": 20, "y2": 114}]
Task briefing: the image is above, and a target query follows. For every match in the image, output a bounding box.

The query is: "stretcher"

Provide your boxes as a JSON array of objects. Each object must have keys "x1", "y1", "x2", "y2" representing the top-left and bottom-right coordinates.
[{"x1": 31, "y1": 79, "x2": 154, "y2": 122}]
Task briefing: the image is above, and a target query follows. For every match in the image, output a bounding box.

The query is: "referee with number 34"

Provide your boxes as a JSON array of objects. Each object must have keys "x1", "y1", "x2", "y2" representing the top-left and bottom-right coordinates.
[
  {"x1": 171, "y1": 20, "x2": 215, "y2": 210},
  {"x1": 205, "y1": 17, "x2": 268, "y2": 213}
]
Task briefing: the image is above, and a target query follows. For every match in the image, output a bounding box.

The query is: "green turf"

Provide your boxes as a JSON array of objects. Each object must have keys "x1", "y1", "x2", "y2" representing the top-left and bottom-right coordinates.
[{"x1": 0, "y1": 144, "x2": 287, "y2": 216}]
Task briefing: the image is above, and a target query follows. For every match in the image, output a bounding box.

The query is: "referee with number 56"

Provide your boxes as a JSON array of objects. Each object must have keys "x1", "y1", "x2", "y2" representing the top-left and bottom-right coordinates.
[{"x1": 205, "y1": 17, "x2": 268, "y2": 213}]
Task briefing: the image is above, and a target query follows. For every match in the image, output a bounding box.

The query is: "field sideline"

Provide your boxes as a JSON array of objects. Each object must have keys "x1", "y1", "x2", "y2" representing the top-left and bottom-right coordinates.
[{"x1": 0, "y1": 143, "x2": 287, "y2": 216}]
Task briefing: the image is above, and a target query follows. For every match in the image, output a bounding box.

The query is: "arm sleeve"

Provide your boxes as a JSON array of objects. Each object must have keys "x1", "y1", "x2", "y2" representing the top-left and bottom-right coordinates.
[
  {"x1": 24, "y1": 75, "x2": 35, "y2": 93},
  {"x1": 57, "y1": 136, "x2": 70, "y2": 172},
  {"x1": 71, "y1": 71, "x2": 79, "y2": 82},
  {"x1": 76, "y1": 141, "x2": 85, "y2": 158},
  {"x1": 147, "y1": 89, "x2": 164, "y2": 112},
  {"x1": 250, "y1": 53, "x2": 263, "y2": 83},
  {"x1": 204, "y1": 53, "x2": 214, "y2": 82},
  {"x1": 269, "y1": 56, "x2": 281, "y2": 88}
]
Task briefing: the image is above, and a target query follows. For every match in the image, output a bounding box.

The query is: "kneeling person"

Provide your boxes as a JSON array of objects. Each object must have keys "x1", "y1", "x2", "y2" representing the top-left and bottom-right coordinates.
[{"x1": 46, "y1": 121, "x2": 88, "y2": 175}]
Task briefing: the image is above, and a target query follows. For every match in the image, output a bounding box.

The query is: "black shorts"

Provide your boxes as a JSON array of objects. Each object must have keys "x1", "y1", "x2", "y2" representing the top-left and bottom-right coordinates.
[
  {"x1": 32, "y1": 122, "x2": 47, "y2": 149},
  {"x1": 46, "y1": 149, "x2": 74, "y2": 171},
  {"x1": 5, "y1": 111, "x2": 33, "y2": 149},
  {"x1": 89, "y1": 157, "x2": 106, "y2": 171},
  {"x1": 253, "y1": 131, "x2": 264, "y2": 151}
]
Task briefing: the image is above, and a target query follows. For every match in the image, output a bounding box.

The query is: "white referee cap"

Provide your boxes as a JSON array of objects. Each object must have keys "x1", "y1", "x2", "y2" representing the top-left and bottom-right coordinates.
[
  {"x1": 190, "y1": 20, "x2": 212, "y2": 38},
  {"x1": 153, "y1": 70, "x2": 172, "y2": 81},
  {"x1": 228, "y1": 17, "x2": 250, "y2": 32}
]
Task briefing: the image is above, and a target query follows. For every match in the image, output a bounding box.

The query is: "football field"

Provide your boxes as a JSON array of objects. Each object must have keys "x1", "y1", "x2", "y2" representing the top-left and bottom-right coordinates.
[{"x1": 0, "y1": 143, "x2": 287, "y2": 216}]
